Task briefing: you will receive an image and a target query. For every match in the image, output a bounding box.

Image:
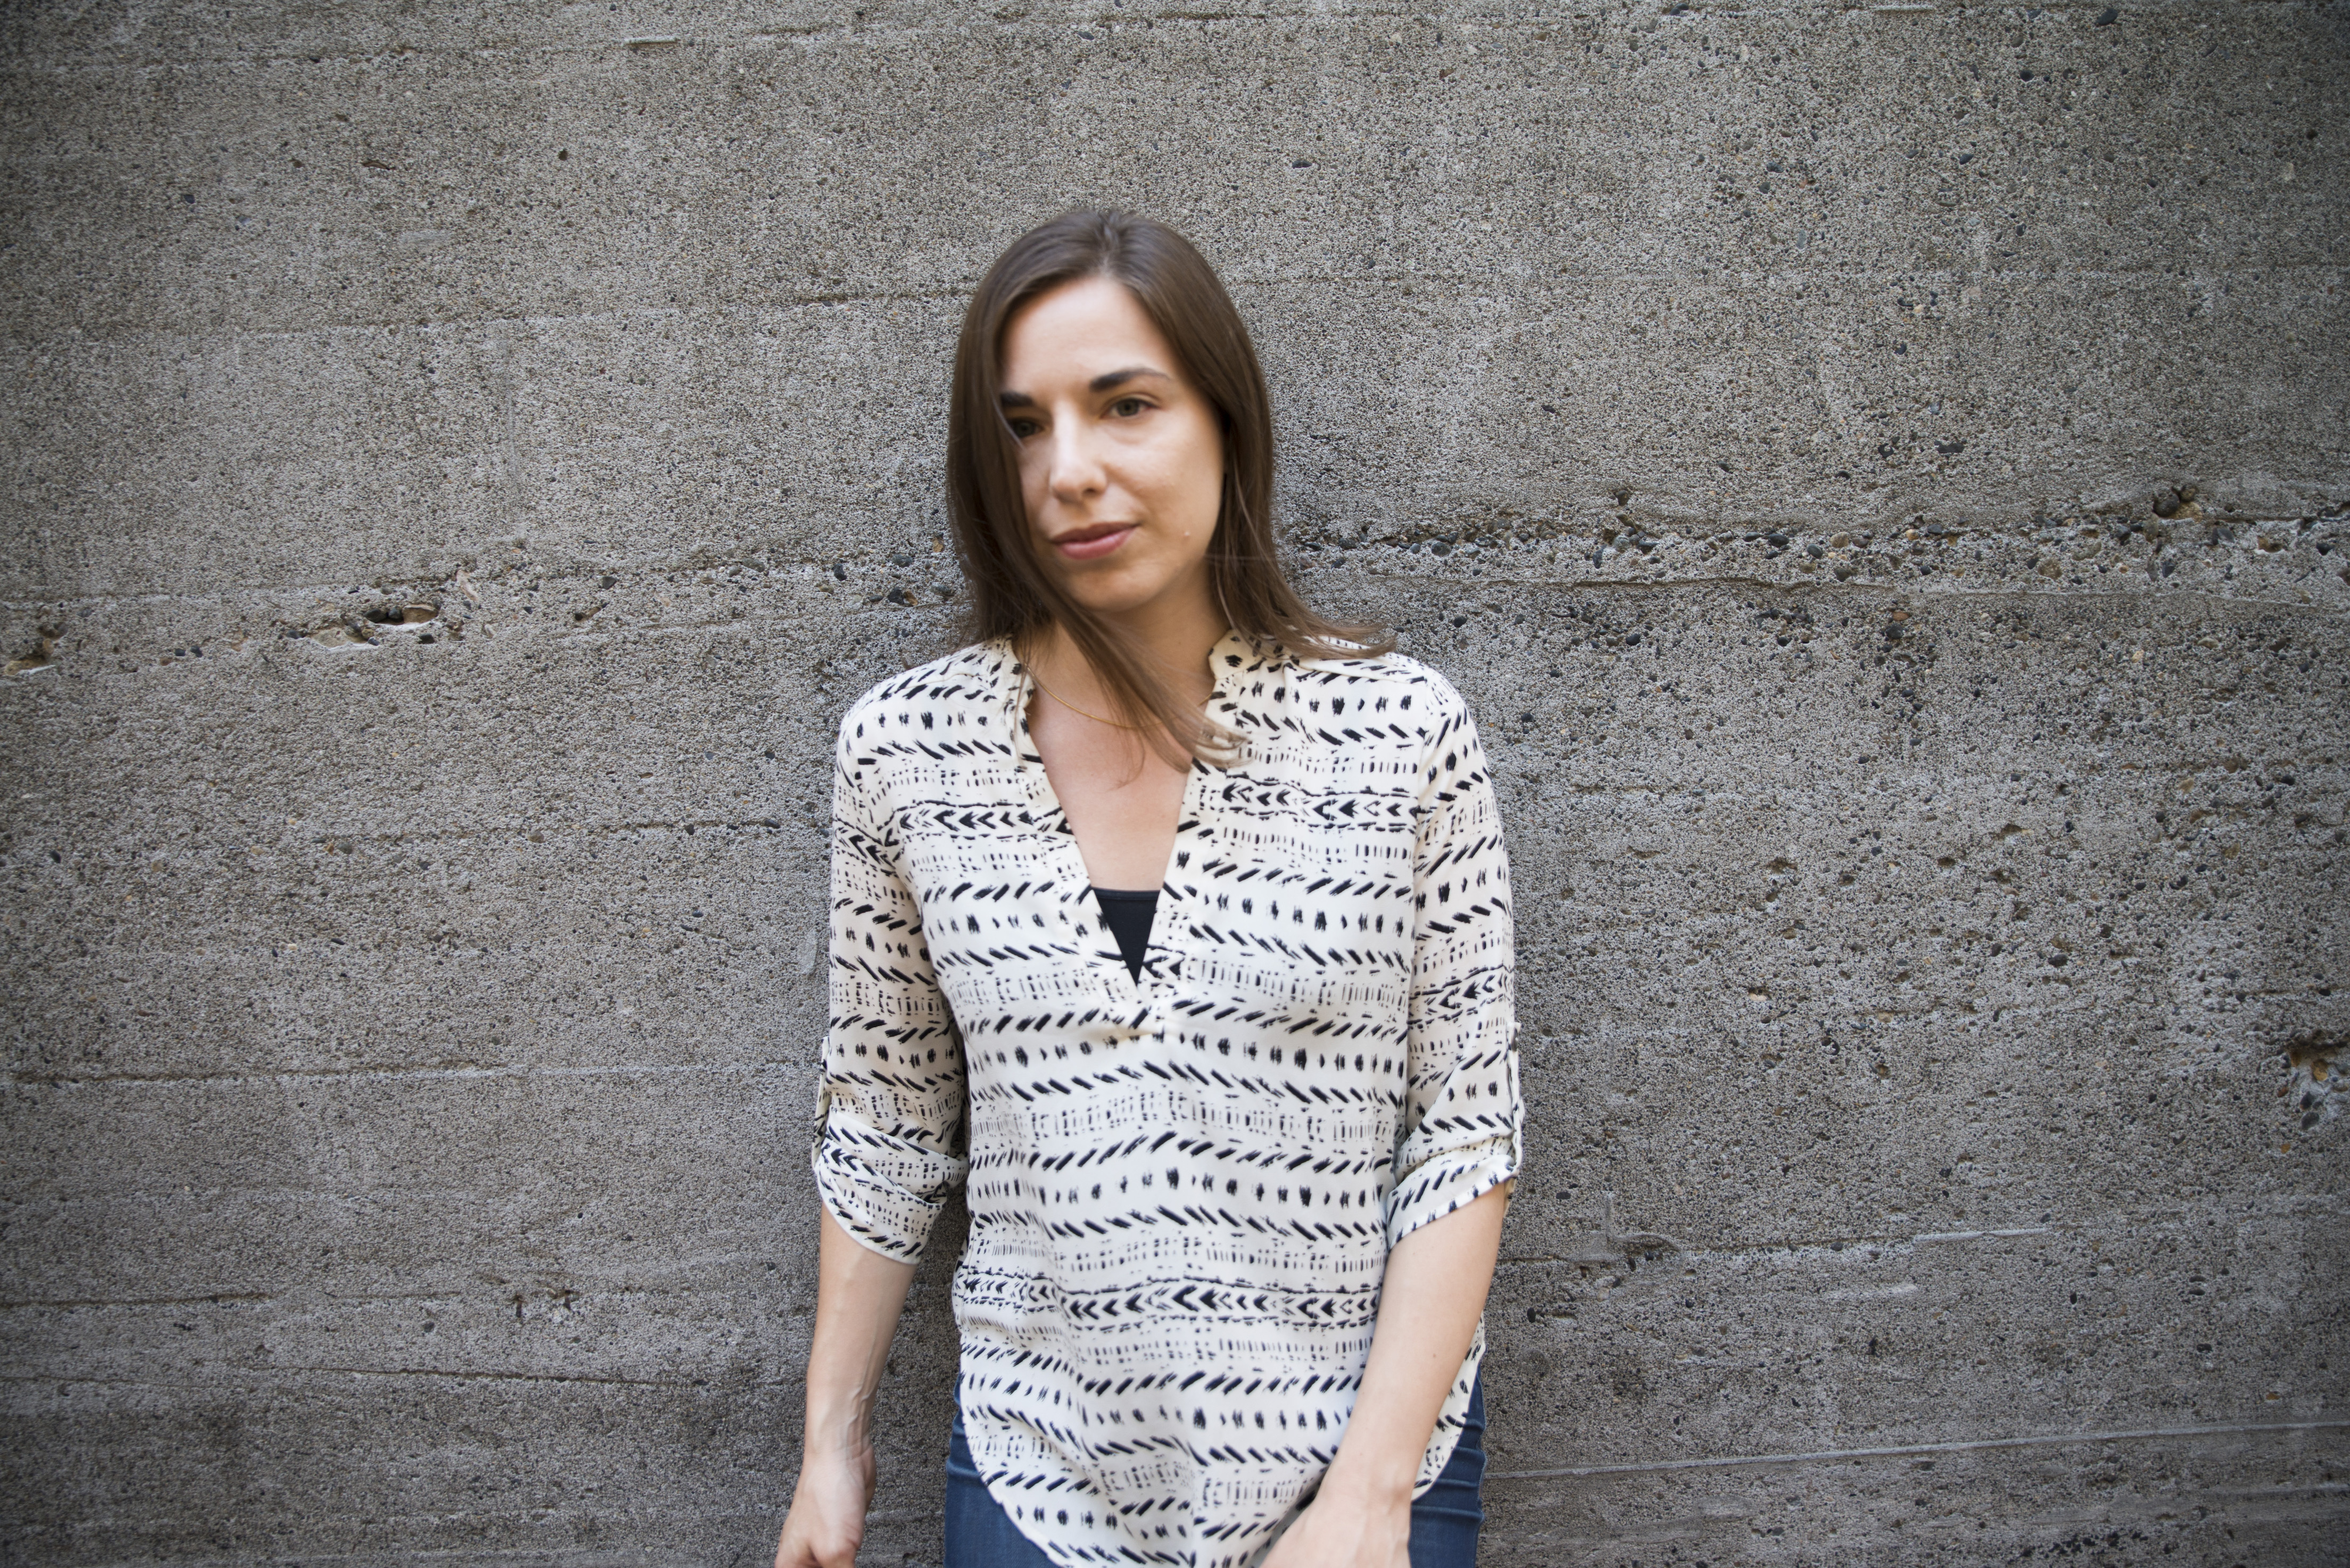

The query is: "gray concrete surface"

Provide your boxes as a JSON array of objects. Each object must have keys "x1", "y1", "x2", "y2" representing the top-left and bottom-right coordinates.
[{"x1": 3, "y1": 1, "x2": 2345, "y2": 1563}]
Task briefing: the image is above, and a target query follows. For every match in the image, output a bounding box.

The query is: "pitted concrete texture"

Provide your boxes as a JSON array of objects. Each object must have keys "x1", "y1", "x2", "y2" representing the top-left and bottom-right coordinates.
[{"x1": 3, "y1": 2, "x2": 2345, "y2": 1563}]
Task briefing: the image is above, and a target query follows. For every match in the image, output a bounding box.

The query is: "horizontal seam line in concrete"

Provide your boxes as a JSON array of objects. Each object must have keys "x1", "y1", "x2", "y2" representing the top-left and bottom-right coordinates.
[
  {"x1": 0, "y1": 293, "x2": 935, "y2": 346},
  {"x1": 0, "y1": 1365, "x2": 785, "y2": 1389},
  {"x1": 7, "y1": 574, "x2": 2341, "y2": 616},
  {"x1": 0, "y1": 1293, "x2": 278, "y2": 1309},
  {"x1": 1489, "y1": 1419, "x2": 2350, "y2": 1480},
  {"x1": 0, "y1": 293, "x2": 963, "y2": 347},
  {"x1": 0, "y1": 577, "x2": 870, "y2": 608},
  {"x1": 4, "y1": 19, "x2": 1429, "y2": 72},
  {"x1": 7, "y1": 261, "x2": 2346, "y2": 345},
  {"x1": 0, "y1": 1285, "x2": 730, "y2": 1309},
  {"x1": 7, "y1": 1061, "x2": 792, "y2": 1087},
  {"x1": 0, "y1": 1538, "x2": 796, "y2": 1568},
  {"x1": 0, "y1": 0, "x2": 2330, "y2": 63},
  {"x1": 14, "y1": 815, "x2": 811, "y2": 845},
  {"x1": 1376, "y1": 574, "x2": 2345, "y2": 610},
  {"x1": 1502, "y1": 1225, "x2": 2056, "y2": 1266}
]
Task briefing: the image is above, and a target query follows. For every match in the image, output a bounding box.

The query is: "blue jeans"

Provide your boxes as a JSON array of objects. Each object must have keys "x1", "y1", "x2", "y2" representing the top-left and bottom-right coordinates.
[{"x1": 944, "y1": 1378, "x2": 1486, "y2": 1567}]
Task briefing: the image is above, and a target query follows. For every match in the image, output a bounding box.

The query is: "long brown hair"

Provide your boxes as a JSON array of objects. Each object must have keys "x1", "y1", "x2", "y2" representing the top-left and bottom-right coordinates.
[{"x1": 946, "y1": 209, "x2": 1389, "y2": 763}]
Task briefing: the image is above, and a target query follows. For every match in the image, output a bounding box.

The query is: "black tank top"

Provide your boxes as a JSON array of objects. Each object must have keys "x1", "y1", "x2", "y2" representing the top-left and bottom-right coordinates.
[{"x1": 1091, "y1": 888, "x2": 1159, "y2": 981}]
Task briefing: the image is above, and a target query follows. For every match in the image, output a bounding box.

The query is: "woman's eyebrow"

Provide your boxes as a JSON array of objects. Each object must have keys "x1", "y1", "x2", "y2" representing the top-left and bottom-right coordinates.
[{"x1": 1089, "y1": 365, "x2": 1170, "y2": 393}]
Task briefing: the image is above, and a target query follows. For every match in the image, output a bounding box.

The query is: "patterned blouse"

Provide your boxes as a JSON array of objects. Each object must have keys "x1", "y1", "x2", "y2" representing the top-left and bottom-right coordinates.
[{"x1": 811, "y1": 629, "x2": 1522, "y2": 1567}]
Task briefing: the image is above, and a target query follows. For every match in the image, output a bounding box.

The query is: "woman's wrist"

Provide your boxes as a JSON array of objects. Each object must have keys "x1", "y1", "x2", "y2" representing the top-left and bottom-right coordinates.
[
  {"x1": 800, "y1": 1399, "x2": 878, "y2": 1464},
  {"x1": 1314, "y1": 1447, "x2": 1419, "y2": 1512}
]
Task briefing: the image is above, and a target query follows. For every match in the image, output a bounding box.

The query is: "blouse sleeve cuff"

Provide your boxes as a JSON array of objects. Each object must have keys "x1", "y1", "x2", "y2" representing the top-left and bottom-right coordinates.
[
  {"x1": 1383, "y1": 1132, "x2": 1521, "y2": 1253},
  {"x1": 810, "y1": 1096, "x2": 963, "y2": 1264}
]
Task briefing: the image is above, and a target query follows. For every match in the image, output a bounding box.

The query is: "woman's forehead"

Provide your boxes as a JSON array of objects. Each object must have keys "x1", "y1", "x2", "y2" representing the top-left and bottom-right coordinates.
[{"x1": 1003, "y1": 277, "x2": 1177, "y2": 382}]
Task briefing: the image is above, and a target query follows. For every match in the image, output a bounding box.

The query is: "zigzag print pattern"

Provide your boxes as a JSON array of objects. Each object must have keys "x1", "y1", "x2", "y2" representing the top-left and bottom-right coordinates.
[{"x1": 813, "y1": 629, "x2": 1521, "y2": 1567}]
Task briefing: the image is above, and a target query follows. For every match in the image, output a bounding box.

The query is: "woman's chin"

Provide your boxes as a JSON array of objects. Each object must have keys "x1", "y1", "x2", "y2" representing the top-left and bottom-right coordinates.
[{"x1": 1049, "y1": 554, "x2": 1218, "y2": 627}]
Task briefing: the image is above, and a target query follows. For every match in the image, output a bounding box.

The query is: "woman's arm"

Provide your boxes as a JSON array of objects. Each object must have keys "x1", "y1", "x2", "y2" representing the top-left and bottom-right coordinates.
[
  {"x1": 773, "y1": 1208, "x2": 920, "y2": 1568},
  {"x1": 782, "y1": 718, "x2": 966, "y2": 1567},
  {"x1": 1261, "y1": 1181, "x2": 1511, "y2": 1568}
]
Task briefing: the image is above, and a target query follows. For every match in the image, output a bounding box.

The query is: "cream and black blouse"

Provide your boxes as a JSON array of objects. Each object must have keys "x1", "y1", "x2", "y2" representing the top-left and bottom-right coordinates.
[{"x1": 811, "y1": 630, "x2": 1522, "y2": 1567}]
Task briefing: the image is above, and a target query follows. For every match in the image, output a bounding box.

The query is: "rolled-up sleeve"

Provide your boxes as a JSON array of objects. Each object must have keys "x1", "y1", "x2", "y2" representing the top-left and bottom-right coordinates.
[
  {"x1": 1385, "y1": 678, "x2": 1522, "y2": 1251},
  {"x1": 810, "y1": 716, "x2": 967, "y2": 1263}
]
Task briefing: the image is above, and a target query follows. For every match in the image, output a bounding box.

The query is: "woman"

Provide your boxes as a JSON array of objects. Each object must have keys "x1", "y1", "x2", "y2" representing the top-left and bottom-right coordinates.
[{"x1": 774, "y1": 210, "x2": 1521, "y2": 1568}]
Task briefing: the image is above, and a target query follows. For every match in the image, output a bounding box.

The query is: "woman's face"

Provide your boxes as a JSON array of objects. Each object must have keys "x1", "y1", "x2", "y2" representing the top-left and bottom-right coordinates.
[{"x1": 998, "y1": 275, "x2": 1225, "y2": 626}]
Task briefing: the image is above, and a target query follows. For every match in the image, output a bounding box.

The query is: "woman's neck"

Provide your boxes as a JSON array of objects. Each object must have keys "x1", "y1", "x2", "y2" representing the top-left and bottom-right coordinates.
[{"x1": 1031, "y1": 578, "x2": 1226, "y2": 709}]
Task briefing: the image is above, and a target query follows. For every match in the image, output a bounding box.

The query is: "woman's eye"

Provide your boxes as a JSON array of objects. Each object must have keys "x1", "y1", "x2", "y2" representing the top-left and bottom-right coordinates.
[
  {"x1": 1007, "y1": 418, "x2": 1041, "y2": 439},
  {"x1": 1110, "y1": 397, "x2": 1147, "y2": 418}
]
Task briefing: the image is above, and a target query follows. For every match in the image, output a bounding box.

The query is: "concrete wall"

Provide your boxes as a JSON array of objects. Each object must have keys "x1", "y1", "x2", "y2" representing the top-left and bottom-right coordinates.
[{"x1": 3, "y1": 2, "x2": 2345, "y2": 1563}]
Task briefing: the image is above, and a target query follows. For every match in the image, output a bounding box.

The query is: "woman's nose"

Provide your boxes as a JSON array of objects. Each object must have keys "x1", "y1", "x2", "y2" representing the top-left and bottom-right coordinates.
[{"x1": 1046, "y1": 418, "x2": 1106, "y2": 502}]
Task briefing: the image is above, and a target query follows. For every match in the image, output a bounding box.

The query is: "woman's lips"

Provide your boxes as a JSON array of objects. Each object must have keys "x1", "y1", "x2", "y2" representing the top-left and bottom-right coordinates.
[{"x1": 1053, "y1": 524, "x2": 1137, "y2": 561}]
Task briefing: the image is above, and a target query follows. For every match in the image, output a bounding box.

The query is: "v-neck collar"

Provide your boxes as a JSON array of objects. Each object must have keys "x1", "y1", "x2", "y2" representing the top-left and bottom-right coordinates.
[{"x1": 998, "y1": 628, "x2": 1262, "y2": 999}]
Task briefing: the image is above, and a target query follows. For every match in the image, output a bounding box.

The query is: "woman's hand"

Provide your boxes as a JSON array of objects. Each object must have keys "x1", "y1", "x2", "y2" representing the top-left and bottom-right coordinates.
[
  {"x1": 1262, "y1": 1182, "x2": 1512, "y2": 1567},
  {"x1": 774, "y1": 1212, "x2": 920, "y2": 1568},
  {"x1": 1259, "y1": 1475, "x2": 1412, "y2": 1568},
  {"x1": 772, "y1": 1442, "x2": 876, "y2": 1568}
]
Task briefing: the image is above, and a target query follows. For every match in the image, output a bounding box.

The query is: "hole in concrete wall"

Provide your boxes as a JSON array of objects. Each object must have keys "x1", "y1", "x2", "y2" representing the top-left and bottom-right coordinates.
[
  {"x1": 309, "y1": 598, "x2": 444, "y2": 646},
  {"x1": 361, "y1": 600, "x2": 440, "y2": 626},
  {"x1": 2280, "y1": 1032, "x2": 2343, "y2": 1132},
  {"x1": 6, "y1": 625, "x2": 59, "y2": 676}
]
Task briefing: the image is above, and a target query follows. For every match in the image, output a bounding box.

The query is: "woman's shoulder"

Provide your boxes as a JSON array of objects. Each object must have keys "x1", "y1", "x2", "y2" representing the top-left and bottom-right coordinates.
[
  {"x1": 833, "y1": 639, "x2": 1013, "y2": 744},
  {"x1": 1281, "y1": 641, "x2": 1475, "y2": 730}
]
